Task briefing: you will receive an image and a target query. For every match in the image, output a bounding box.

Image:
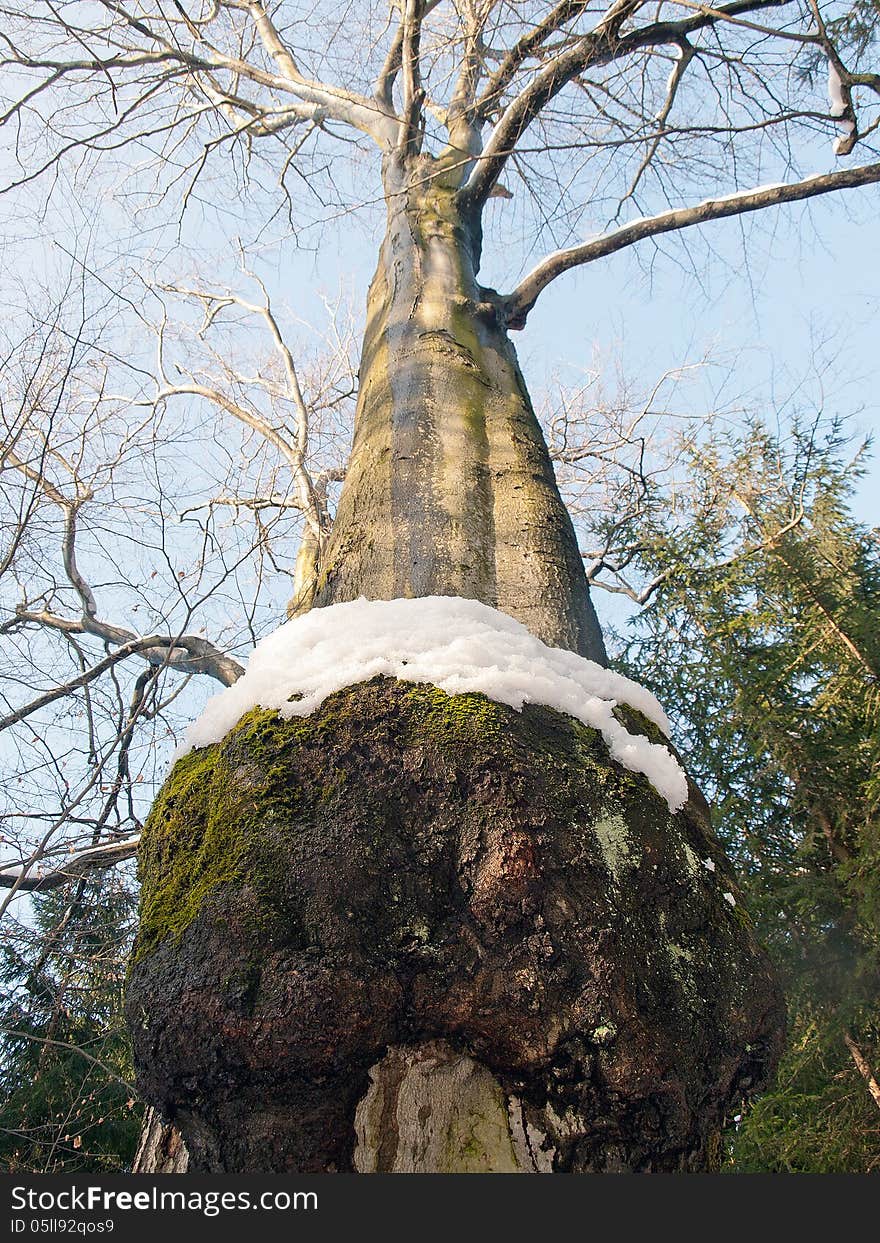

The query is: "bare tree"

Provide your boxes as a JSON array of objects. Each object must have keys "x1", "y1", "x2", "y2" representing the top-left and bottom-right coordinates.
[
  {"x1": 2, "y1": 0, "x2": 878, "y2": 1172},
  {"x1": 1, "y1": 270, "x2": 357, "y2": 1168},
  {"x1": 4, "y1": 2, "x2": 878, "y2": 651},
  {"x1": 0, "y1": 273, "x2": 353, "y2": 892}
]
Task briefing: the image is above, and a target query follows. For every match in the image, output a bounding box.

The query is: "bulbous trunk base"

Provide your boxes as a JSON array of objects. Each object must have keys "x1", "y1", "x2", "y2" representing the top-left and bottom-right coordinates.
[{"x1": 126, "y1": 678, "x2": 783, "y2": 1173}]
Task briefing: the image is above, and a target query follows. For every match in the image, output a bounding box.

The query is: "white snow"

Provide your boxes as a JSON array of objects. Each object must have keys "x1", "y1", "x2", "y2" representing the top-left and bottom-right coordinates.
[
  {"x1": 723, "y1": 891, "x2": 736, "y2": 907},
  {"x1": 655, "y1": 46, "x2": 685, "y2": 121},
  {"x1": 827, "y1": 59, "x2": 855, "y2": 154},
  {"x1": 177, "y1": 596, "x2": 689, "y2": 811},
  {"x1": 833, "y1": 120, "x2": 855, "y2": 155},
  {"x1": 702, "y1": 857, "x2": 716, "y2": 873},
  {"x1": 699, "y1": 183, "x2": 787, "y2": 207},
  {"x1": 828, "y1": 60, "x2": 847, "y2": 117}
]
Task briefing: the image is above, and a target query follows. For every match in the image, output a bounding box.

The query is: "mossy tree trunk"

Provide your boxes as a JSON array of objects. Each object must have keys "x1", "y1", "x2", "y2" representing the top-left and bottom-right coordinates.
[
  {"x1": 128, "y1": 684, "x2": 783, "y2": 1173},
  {"x1": 129, "y1": 149, "x2": 782, "y2": 1174}
]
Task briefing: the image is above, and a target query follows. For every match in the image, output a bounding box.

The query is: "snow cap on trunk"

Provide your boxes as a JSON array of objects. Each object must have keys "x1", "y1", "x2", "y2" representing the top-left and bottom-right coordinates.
[{"x1": 178, "y1": 596, "x2": 689, "y2": 812}]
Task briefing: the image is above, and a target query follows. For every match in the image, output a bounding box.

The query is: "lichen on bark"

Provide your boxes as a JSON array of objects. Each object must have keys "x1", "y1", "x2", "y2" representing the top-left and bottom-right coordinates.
[{"x1": 127, "y1": 676, "x2": 784, "y2": 1173}]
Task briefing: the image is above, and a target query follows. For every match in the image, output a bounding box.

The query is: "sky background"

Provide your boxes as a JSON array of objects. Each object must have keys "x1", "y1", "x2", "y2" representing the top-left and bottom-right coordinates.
[
  {"x1": 0, "y1": 4, "x2": 878, "y2": 867},
  {"x1": 2, "y1": 5, "x2": 878, "y2": 652}
]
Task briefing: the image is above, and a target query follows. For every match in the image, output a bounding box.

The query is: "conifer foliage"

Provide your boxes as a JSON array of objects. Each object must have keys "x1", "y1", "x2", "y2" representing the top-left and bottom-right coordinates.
[
  {"x1": 0, "y1": 874, "x2": 142, "y2": 1172},
  {"x1": 615, "y1": 417, "x2": 880, "y2": 1171}
]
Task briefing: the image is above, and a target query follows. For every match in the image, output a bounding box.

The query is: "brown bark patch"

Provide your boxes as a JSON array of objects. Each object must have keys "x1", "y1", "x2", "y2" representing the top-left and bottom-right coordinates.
[{"x1": 127, "y1": 677, "x2": 784, "y2": 1172}]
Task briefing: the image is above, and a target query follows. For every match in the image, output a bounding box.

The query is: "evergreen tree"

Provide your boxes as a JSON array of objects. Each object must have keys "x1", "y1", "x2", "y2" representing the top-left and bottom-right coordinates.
[
  {"x1": 615, "y1": 417, "x2": 880, "y2": 1171},
  {"x1": 0, "y1": 873, "x2": 143, "y2": 1172}
]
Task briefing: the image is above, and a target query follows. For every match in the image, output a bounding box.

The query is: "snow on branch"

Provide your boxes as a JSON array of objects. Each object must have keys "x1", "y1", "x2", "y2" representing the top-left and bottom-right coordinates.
[
  {"x1": 827, "y1": 59, "x2": 857, "y2": 155},
  {"x1": 502, "y1": 161, "x2": 880, "y2": 327},
  {"x1": 0, "y1": 836, "x2": 141, "y2": 893},
  {"x1": 463, "y1": 0, "x2": 794, "y2": 207},
  {"x1": 179, "y1": 597, "x2": 689, "y2": 812}
]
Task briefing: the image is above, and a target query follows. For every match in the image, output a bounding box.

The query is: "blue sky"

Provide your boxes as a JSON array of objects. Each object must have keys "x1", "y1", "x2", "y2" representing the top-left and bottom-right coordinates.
[
  {"x1": 207, "y1": 174, "x2": 876, "y2": 642},
  {"x1": 240, "y1": 171, "x2": 880, "y2": 521}
]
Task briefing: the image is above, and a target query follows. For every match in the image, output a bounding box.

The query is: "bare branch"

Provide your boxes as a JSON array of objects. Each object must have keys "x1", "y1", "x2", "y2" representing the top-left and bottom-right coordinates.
[
  {"x1": 0, "y1": 836, "x2": 140, "y2": 892},
  {"x1": 0, "y1": 632, "x2": 241, "y2": 735},
  {"x1": 502, "y1": 161, "x2": 880, "y2": 327},
  {"x1": 844, "y1": 1032, "x2": 880, "y2": 1113},
  {"x1": 0, "y1": 1026, "x2": 136, "y2": 1091},
  {"x1": 463, "y1": 0, "x2": 791, "y2": 207},
  {"x1": 236, "y1": 0, "x2": 398, "y2": 144},
  {"x1": 399, "y1": 0, "x2": 426, "y2": 155}
]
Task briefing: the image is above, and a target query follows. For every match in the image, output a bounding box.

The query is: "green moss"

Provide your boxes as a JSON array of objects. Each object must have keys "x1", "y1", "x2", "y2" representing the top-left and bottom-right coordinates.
[
  {"x1": 728, "y1": 899, "x2": 755, "y2": 930},
  {"x1": 133, "y1": 704, "x2": 323, "y2": 963},
  {"x1": 401, "y1": 683, "x2": 510, "y2": 747},
  {"x1": 134, "y1": 744, "x2": 248, "y2": 962},
  {"x1": 133, "y1": 678, "x2": 695, "y2": 965}
]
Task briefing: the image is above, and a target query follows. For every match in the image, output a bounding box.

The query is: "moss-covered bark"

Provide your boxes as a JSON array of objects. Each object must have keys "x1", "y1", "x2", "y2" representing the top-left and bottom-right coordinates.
[{"x1": 127, "y1": 677, "x2": 784, "y2": 1173}]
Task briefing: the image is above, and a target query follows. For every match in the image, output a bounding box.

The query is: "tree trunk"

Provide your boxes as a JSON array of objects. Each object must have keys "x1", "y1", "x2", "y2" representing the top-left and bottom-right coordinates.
[
  {"x1": 128, "y1": 682, "x2": 783, "y2": 1173},
  {"x1": 129, "y1": 155, "x2": 782, "y2": 1173},
  {"x1": 315, "y1": 154, "x2": 606, "y2": 664},
  {"x1": 132, "y1": 1107, "x2": 189, "y2": 1173}
]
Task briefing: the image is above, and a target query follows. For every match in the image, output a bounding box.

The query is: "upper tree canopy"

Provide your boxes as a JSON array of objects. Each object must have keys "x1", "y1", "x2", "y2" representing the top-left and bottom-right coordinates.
[{"x1": 3, "y1": 1, "x2": 879, "y2": 326}]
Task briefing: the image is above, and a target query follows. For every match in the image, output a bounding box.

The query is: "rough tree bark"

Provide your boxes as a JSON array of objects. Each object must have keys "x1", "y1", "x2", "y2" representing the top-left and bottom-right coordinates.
[
  {"x1": 127, "y1": 149, "x2": 783, "y2": 1173},
  {"x1": 133, "y1": 1107, "x2": 189, "y2": 1174}
]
